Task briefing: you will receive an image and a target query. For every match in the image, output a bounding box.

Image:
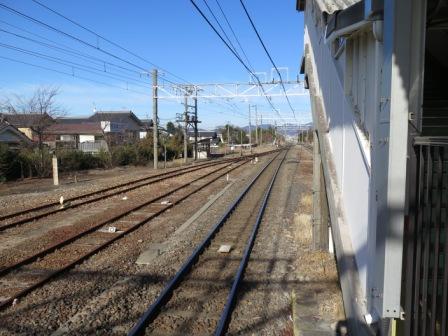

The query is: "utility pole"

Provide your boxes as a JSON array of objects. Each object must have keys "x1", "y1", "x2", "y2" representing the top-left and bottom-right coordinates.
[
  {"x1": 255, "y1": 105, "x2": 258, "y2": 145},
  {"x1": 227, "y1": 122, "x2": 230, "y2": 154},
  {"x1": 240, "y1": 129, "x2": 243, "y2": 156},
  {"x1": 260, "y1": 113, "x2": 263, "y2": 146},
  {"x1": 248, "y1": 104, "x2": 252, "y2": 153},
  {"x1": 183, "y1": 96, "x2": 188, "y2": 164},
  {"x1": 152, "y1": 69, "x2": 158, "y2": 169},
  {"x1": 274, "y1": 120, "x2": 277, "y2": 145},
  {"x1": 193, "y1": 96, "x2": 198, "y2": 160}
]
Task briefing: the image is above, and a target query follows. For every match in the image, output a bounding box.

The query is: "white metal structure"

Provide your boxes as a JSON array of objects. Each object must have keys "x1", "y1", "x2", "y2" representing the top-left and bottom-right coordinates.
[
  {"x1": 154, "y1": 80, "x2": 307, "y2": 100},
  {"x1": 298, "y1": 0, "x2": 426, "y2": 333}
]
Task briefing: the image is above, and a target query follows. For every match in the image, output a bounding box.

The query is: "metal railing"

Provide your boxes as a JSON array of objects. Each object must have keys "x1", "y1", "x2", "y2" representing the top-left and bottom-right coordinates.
[{"x1": 403, "y1": 137, "x2": 448, "y2": 336}]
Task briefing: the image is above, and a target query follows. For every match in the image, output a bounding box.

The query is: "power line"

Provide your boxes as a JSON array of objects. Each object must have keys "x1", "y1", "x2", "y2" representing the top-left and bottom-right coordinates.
[
  {"x1": 31, "y1": 0, "x2": 190, "y2": 85},
  {"x1": 0, "y1": 55, "x2": 148, "y2": 96},
  {"x1": 214, "y1": 0, "x2": 255, "y2": 72},
  {"x1": 0, "y1": 2, "x2": 182, "y2": 87},
  {"x1": 3, "y1": 2, "x2": 225, "y2": 100},
  {"x1": 0, "y1": 42, "x2": 151, "y2": 88},
  {"x1": 239, "y1": 0, "x2": 297, "y2": 120},
  {"x1": 189, "y1": 0, "x2": 284, "y2": 122},
  {"x1": 201, "y1": 0, "x2": 241, "y2": 60},
  {"x1": 0, "y1": 22, "x2": 148, "y2": 77}
]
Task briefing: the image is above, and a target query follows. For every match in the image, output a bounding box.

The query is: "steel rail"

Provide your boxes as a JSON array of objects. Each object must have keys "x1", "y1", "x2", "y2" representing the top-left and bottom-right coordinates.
[
  {"x1": 0, "y1": 158, "x2": 249, "y2": 279},
  {"x1": 215, "y1": 148, "x2": 287, "y2": 335},
  {"x1": 127, "y1": 149, "x2": 286, "y2": 336},
  {"x1": 0, "y1": 153, "x2": 266, "y2": 310},
  {"x1": 0, "y1": 154, "x2": 264, "y2": 230}
]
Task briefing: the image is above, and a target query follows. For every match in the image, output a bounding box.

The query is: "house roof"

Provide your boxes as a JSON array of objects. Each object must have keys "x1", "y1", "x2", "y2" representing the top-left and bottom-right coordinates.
[
  {"x1": 187, "y1": 130, "x2": 217, "y2": 138},
  {"x1": 1, "y1": 113, "x2": 55, "y2": 128},
  {"x1": 88, "y1": 110, "x2": 143, "y2": 130},
  {"x1": 45, "y1": 122, "x2": 103, "y2": 135},
  {"x1": 56, "y1": 117, "x2": 90, "y2": 124},
  {"x1": 0, "y1": 120, "x2": 33, "y2": 145},
  {"x1": 140, "y1": 118, "x2": 154, "y2": 129}
]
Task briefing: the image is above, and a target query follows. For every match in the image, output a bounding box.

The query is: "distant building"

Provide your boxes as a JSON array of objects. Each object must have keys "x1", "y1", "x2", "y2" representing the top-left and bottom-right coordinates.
[
  {"x1": 43, "y1": 122, "x2": 107, "y2": 154},
  {"x1": 88, "y1": 110, "x2": 143, "y2": 144},
  {"x1": 139, "y1": 119, "x2": 154, "y2": 139},
  {"x1": 0, "y1": 113, "x2": 55, "y2": 141},
  {"x1": 187, "y1": 130, "x2": 217, "y2": 142},
  {"x1": 0, "y1": 120, "x2": 33, "y2": 149}
]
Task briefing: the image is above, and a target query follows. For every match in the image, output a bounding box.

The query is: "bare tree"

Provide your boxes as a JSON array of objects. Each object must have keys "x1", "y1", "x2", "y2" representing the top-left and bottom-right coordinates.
[{"x1": 1, "y1": 86, "x2": 66, "y2": 176}]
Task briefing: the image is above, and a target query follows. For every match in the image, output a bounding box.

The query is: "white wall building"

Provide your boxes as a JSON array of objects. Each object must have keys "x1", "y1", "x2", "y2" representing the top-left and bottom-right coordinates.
[{"x1": 297, "y1": 0, "x2": 448, "y2": 334}]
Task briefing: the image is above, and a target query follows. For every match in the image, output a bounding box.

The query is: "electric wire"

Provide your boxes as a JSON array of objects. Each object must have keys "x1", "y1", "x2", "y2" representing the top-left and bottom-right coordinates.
[
  {"x1": 239, "y1": 0, "x2": 297, "y2": 120},
  {"x1": 31, "y1": 0, "x2": 190, "y2": 85},
  {"x1": 0, "y1": 2, "x2": 181, "y2": 86},
  {"x1": 1, "y1": 1, "x2": 250, "y2": 121},
  {"x1": 189, "y1": 0, "x2": 284, "y2": 122},
  {"x1": 29, "y1": 0, "x2": 254, "y2": 119},
  {"x1": 201, "y1": 0, "x2": 241, "y2": 60},
  {"x1": 0, "y1": 42, "x2": 151, "y2": 88},
  {"x1": 0, "y1": 55, "x2": 148, "y2": 96},
  {"x1": 0, "y1": 22, "x2": 148, "y2": 77},
  {"x1": 214, "y1": 0, "x2": 255, "y2": 73}
]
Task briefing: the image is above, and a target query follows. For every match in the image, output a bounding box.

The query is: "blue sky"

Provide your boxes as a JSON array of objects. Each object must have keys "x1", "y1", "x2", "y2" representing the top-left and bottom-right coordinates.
[{"x1": 0, "y1": 0, "x2": 310, "y2": 129}]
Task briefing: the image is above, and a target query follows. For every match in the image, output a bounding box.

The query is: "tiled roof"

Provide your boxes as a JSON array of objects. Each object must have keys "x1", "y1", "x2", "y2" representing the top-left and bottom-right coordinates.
[
  {"x1": 56, "y1": 117, "x2": 90, "y2": 124},
  {"x1": 45, "y1": 122, "x2": 103, "y2": 135},
  {"x1": 187, "y1": 130, "x2": 217, "y2": 138},
  {"x1": 1, "y1": 113, "x2": 55, "y2": 127},
  {"x1": 89, "y1": 111, "x2": 143, "y2": 129},
  {"x1": 0, "y1": 120, "x2": 33, "y2": 144}
]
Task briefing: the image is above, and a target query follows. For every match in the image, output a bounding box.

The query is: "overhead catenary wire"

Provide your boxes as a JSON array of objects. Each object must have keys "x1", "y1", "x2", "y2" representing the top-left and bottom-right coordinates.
[
  {"x1": 189, "y1": 0, "x2": 284, "y2": 122},
  {"x1": 0, "y1": 22, "x2": 149, "y2": 77},
  {"x1": 213, "y1": 0, "x2": 255, "y2": 72},
  {"x1": 30, "y1": 0, "x2": 255, "y2": 120},
  {"x1": 1, "y1": 1, "x2": 252, "y2": 121},
  {"x1": 0, "y1": 55, "x2": 148, "y2": 96},
  {"x1": 31, "y1": 0, "x2": 191, "y2": 85},
  {"x1": 22, "y1": 1, "x2": 237, "y2": 104},
  {"x1": 0, "y1": 2, "x2": 180, "y2": 87},
  {"x1": 239, "y1": 0, "x2": 297, "y2": 120},
  {"x1": 0, "y1": 42, "x2": 152, "y2": 88},
  {"x1": 201, "y1": 0, "x2": 242, "y2": 60}
]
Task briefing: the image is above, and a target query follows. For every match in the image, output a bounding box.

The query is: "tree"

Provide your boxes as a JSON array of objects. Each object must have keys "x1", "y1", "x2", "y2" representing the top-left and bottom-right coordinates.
[
  {"x1": 1, "y1": 86, "x2": 65, "y2": 176},
  {"x1": 218, "y1": 124, "x2": 249, "y2": 144},
  {"x1": 166, "y1": 121, "x2": 176, "y2": 135}
]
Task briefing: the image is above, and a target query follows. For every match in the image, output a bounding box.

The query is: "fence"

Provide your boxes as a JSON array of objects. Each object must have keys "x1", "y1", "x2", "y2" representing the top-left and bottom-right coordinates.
[{"x1": 403, "y1": 137, "x2": 448, "y2": 336}]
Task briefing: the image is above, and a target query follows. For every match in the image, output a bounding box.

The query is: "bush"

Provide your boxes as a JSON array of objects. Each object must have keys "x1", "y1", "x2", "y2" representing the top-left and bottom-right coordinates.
[
  {"x1": 111, "y1": 145, "x2": 138, "y2": 166},
  {"x1": 57, "y1": 150, "x2": 106, "y2": 172},
  {"x1": 136, "y1": 138, "x2": 153, "y2": 165},
  {"x1": 0, "y1": 144, "x2": 21, "y2": 181},
  {"x1": 18, "y1": 147, "x2": 52, "y2": 178}
]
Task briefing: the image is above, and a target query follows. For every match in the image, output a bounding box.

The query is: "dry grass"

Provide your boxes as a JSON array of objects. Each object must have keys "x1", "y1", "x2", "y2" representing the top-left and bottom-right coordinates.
[
  {"x1": 294, "y1": 213, "x2": 312, "y2": 245},
  {"x1": 300, "y1": 194, "x2": 312, "y2": 212},
  {"x1": 293, "y1": 193, "x2": 345, "y2": 323}
]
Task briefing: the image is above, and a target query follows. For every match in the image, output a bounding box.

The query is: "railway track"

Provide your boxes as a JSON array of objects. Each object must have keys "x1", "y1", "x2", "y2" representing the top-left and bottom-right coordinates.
[
  {"x1": 128, "y1": 149, "x2": 288, "y2": 336},
  {"x1": 0, "y1": 151, "x2": 275, "y2": 310},
  {"x1": 0, "y1": 152, "x2": 273, "y2": 232}
]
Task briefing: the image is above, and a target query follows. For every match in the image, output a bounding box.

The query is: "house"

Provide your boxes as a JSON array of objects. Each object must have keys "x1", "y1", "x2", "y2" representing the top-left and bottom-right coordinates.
[
  {"x1": 44, "y1": 122, "x2": 107, "y2": 153},
  {"x1": 88, "y1": 110, "x2": 143, "y2": 144},
  {"x1": 139, "y1": 119, "x2": 153, "y2": 139},
  {"x1": 0, "y1": 113, "x2": 55, "y2": 142},
  {"x1": 187, "y1": 130, "x2": 217, "y2": 158},
  {"x1": 298, "y1": 0, "x2": 448, "y2": 334},
  {"x1": 187, "y1": 130, "x2": 217, "y2": 142},
  {"x1": 0, "y1": 120, "x2": 33, "y2": 149}
]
